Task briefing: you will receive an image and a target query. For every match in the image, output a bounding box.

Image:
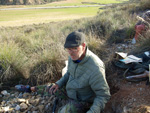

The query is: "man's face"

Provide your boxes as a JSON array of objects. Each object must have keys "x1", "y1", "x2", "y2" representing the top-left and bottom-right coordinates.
[{"x1": 66, "y1": 43, "x2": 86, "y2": 60}]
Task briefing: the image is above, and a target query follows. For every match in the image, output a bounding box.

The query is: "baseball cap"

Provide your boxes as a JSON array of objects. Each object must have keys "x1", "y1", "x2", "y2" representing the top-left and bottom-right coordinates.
[{"x1": 64, "y1": 31, "x2": 86, "y2": 48}]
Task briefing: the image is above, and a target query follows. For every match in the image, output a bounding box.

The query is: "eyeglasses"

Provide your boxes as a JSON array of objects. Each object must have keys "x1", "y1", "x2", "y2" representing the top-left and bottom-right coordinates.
[{"x1": 65, "y1": 47, "x2": 79, "y2": 52}]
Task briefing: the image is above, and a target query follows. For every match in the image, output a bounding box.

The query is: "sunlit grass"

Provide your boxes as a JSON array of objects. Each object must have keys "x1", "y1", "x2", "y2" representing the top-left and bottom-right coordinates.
[
  {"x1": 0, "y1": 0, "x2": 129, "y2": 8},
  {"x1": 0, "y1": 7, "x2": 100, "y2": 27}
]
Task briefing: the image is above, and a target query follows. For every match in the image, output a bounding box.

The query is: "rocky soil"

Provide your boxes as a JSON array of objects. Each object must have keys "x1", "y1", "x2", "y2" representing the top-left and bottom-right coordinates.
[{"x1": 0, "y1": 90, "x2": 67, "y2": 113}]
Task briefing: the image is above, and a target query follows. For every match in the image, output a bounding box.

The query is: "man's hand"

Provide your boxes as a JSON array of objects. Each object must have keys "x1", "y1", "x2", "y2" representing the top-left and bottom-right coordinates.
[{"x1": 49, "y1": 83, "x2": 59, "y2": 95}]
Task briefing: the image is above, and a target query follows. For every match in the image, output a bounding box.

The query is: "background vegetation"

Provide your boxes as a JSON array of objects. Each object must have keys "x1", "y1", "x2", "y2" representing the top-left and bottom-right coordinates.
[
  {"x1": 0, "y1": 0, "x2": 149, "y2": 87},
  {"x1": 0, "y1": 0, "x2": 128, "y2": 5}
]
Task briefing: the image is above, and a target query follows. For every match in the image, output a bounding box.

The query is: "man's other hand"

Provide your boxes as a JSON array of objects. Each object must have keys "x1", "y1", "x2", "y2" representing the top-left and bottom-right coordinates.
[{"x1": 49, "y1": 83, "x2": 59, "y2": 95}]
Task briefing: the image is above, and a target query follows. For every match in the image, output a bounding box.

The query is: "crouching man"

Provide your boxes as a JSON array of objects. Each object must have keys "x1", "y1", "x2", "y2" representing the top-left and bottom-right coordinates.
[{"x1": 50, "y1": 31, "x2": 111, "y2": 113}]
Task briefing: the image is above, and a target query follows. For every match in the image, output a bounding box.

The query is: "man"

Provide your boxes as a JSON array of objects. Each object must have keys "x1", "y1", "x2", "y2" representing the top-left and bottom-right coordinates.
[
  {"x1": 50, "y1": 31, "x2": 110, "y2": 113},
  {"x1": 132, "y1": 10, "x2": 150, "y2": 44}
]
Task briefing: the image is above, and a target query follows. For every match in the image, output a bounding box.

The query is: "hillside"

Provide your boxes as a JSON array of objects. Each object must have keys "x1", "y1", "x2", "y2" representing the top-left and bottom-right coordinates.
[
  {"x1": 0, "y1": 0, "x2": 63, "y2": 5},
  {"x1": 0, "y1": 0, "x2": 150, "y2": 113}
]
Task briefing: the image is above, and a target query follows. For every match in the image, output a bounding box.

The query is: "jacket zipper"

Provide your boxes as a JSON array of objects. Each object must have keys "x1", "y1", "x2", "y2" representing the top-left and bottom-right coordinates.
[{"x1": 74, "y1": 64, "x2": 78, "y2": 78}]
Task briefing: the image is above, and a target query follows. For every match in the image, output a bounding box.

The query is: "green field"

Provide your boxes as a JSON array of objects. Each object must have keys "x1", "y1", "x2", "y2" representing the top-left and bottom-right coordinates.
[
  {"x1": 0, "y1": 0, "x2": 129, "y2": 7},
  {"x1": 0, "y1": 0, "x2": 128, "y2": 27},
  {"x1": 36, "y1": 0, "x2": 128, "y2": 6},
  {"x1": 0, "y1": 7, "x2": 101, "y2": 27}
]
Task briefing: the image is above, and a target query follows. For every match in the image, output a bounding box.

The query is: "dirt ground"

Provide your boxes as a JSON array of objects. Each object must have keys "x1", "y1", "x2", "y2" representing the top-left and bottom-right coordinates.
[
  {"x1": 103, "y1": 42, "x2": 150, "y2": 113},
  {"x1": 105, "y1": 72, "x2": 150, "y2": 113}
]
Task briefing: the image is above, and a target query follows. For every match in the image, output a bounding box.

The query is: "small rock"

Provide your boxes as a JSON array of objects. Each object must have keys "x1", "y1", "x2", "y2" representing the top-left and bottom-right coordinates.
[
  {"x1": 26, "y1": 99, "x2": 29, "y2": 105},
  {"x1": 147, "y1": 107, "x2": 150, "y2": 112},
  {"x1": 11, "y1": 103, "x2": 17, "y2": 107},
  {"x1": 45, "y1": 103, "x2": 50, "y2": 110},
  {"x1": 36, "y1": 94, "x2": 41, "y2": 98},
  {"x1": 41, "y1": 100, "x2": 45, "y2": 104},
  {"x1": 12, "y1": 98, "x2": 18, "y2": 103},
  {"x1": 6, "y1": 93, "x2": 10, "y2": 96},
  {"x1": 15, "y1": 105, "x2": 20, "y2": 111},
  {"x1": 18, "y1": 93, "x2": 23, "y2": 98},
  {"x1": 23, "y1": 93, "x2": 31, "y2": 98},
  {"x1": 18, "y1": 99, "x2": 26, "y2": 102},
  {"x1": 31, "y1": 96, "x2": 35, "y2": 99},
  {"x1": 20, "y1": 103, "x2": 28, "y2": 111},
  {"x1": 11, "y1": 93, "x2": 15, "y2": 96},
  {"x1": 1, "y1": 100, "x2": 6, "y2": 106},
  {"x1": 14, "y1": 92, "x2": 19, "y2": 97},
  {"x1": 0, "y1": 94, "x2": 3, "y2": 97},
  {"x1": 38, "y1": 105, "x2": 44, "y2": 112},
  {"x1": 1, "y1": 90, "x2": 8, "y2": 96},
  {"x1": 11, "y1": 110, "x2": 16, "y2": 113},
  {"x1": 2, "y1": 106, "x2": 9, "y2": 111},
  {"x1": 31, "y1": 106, "x2": 38, "y2": 111},
  {"x1": 29, "y1": 98, "x2": 40, "y2": 106},
  {"x1": 139, "y1": 88, "x2": 143, "y2": 91}
]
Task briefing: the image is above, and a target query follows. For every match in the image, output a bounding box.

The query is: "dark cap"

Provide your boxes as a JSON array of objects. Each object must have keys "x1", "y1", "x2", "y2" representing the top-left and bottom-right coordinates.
[{"x1": 64, "y1": 31, "x2": 86, "y2": 48}]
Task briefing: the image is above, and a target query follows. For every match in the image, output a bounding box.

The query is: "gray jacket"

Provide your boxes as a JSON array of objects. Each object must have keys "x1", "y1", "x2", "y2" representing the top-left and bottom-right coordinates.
[{"x1": 56, "y1": 48, "x2": 110, "y2": 113}]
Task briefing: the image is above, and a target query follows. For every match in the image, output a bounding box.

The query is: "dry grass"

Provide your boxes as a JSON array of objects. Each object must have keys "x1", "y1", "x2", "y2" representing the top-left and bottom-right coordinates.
[
  {"x1": 130, "y1": 31, "x2": 150, "y2": 54},
  {"x1": 0, "y1": 0, "x2": 150, "y2": 86}
]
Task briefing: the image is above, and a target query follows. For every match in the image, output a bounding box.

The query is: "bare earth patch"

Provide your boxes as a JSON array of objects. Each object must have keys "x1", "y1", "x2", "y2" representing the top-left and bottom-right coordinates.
[{"x1": 103, "y1": 42, "x2": 150, "y2": 113}]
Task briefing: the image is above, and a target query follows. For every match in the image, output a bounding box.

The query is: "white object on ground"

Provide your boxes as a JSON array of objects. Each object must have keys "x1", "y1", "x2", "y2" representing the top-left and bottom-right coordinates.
[
  {"x1": 120, "y1": 55, "x2": 142, "y2": 64},
  {"x1": 115, "y1": 52, "x2": 128, "y2": 59},
  {"x1": 131, "y1": 37, "x2": 136, "y2": 44},
  {"x1": 144, "y1": 51, "x2": 150, "y2": 57}
]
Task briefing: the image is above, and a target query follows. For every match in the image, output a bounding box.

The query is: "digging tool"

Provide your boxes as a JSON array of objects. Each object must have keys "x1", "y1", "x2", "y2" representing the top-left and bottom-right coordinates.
[
  {"x1": 149, "y1": 64, "x2": 150, "y2": 82},
  {"x1": 126, "y1": 70, "x2": 149, "y2": 79},
  {"x1": 52, "y1": 97, "x2": 59, "y2": 113}
]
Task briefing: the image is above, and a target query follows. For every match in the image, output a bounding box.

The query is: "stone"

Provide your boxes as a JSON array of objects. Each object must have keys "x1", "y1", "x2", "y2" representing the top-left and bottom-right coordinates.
[
  {"x1": 18, "y1": 99, "x2": 26, "y2": 102},
  {"x1": 45, "y1": 103, "x2": 50, "y2": 111},
  {"x1": 1, "y1": 100, "x2": 6, "y2": 106},
  {"x1": 31, "y1": 106, "x2": 38, "y2": 111},
  {"x1": 40, "y1": 100, "x2": 45, "y2": 104},
  {"x1": 23, "y1": 93, "x2": 31, "y2": 98},
  {"x1": 2, "y1": 106, "x2": 10, "y2": 112},
  {"x1": 38, "y1": 105, "x2": 44, "y2": 112},
  {"x1": 20, "y1": 103, "x2": 28, "y2": 111},
  {"x1": 18, "y1": 93, "x2": 23, "y2": 98},
  {"x1": 0, "y1": 94, "x2": 3, "y2": 97},
  {"x1": 29, "y1": 98, "x2": 40, "y2": 106},
  {"x1": 11, "y1": 94, "x2": 15, "y2": 97},
  {"x1": 1, "y1": 90, "x2": 8, "y2": 96},
  {"x1": 15, "y1": 105, "x2": 20, "y2": 111},
  {"x1": 32, "y1": 111, "x2": 38, "y2": 113}
]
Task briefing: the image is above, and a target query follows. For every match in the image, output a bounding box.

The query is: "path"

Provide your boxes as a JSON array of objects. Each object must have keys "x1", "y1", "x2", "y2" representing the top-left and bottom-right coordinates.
[{"x1": 0, "y1": 4, "x2": 111, "y2": 10}]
